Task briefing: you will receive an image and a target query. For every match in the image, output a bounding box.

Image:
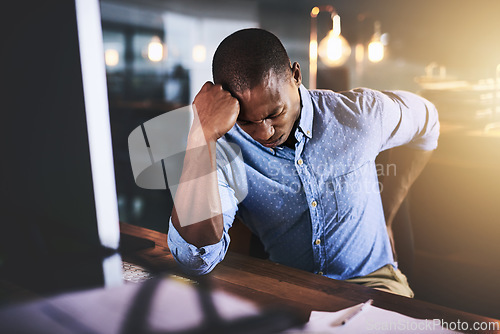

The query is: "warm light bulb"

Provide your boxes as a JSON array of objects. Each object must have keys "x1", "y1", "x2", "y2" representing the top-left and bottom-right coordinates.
[
  {"x1": 368, "y1": 21, "x2": 384, "y2": 63},
  {"x1": 148, "y1": 36, "x2": 164, "y2": 62},
  {"x1": 327, "y1": 35, "x2": 342, "y2": 60},
  {"x1": 318, "y1": 30, "x2": 351, "y2": 67},
  {"x1": 368, "y1": 40, "x2": 384, "y2": 62},
  {"x1": 104, "y1": 49, "x2": 119, "y2": 67},
  {"x1": 192, "y1": 44, "x2": 206, "y2": 63}
]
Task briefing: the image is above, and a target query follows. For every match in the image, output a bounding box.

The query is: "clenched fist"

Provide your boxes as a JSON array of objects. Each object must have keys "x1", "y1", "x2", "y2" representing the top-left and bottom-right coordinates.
[{"x1": 193, "y1": 82, "x2": 240, "y2": 142}]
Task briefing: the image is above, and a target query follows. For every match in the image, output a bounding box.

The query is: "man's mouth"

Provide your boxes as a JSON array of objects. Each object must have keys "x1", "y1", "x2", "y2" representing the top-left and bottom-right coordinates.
[{"x1": 262, "y1": 134, "x2": 283, "y2": 148}]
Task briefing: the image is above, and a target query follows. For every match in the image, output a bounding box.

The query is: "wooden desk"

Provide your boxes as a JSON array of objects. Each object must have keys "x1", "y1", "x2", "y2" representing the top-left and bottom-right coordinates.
[{"x1": 120, "y1": 223, "x2": 500, "y2": 333}]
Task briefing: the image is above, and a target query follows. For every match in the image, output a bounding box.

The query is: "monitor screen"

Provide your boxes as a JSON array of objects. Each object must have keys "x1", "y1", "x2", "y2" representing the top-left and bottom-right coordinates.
[{"x1": 1, "y1": 0, "x2": 121, "y2": 293}]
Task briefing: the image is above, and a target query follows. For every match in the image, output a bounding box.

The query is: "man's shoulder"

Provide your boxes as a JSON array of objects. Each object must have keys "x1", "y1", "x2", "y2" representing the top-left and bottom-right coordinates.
[
  {"x1": 217, "y1": 126, "x2": 256, "y2": 164},
  {"x1": 307, "y1": 87, "x2": 381, "y2": 110},
  {"x1": 223, "y1": 124, "x2": 258, "y2": 147},
  {"x1": 306, "y1": 87, "x2": 381, "y2": 119},
  {"x1": 308, "y1": 87, "x2": 378, "y2": 98}
]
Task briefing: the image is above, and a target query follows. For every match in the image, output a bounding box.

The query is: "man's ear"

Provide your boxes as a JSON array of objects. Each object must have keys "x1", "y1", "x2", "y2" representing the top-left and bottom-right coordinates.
[{"x1": 291, "y1": 62, "x2": 302, "y2": 87}]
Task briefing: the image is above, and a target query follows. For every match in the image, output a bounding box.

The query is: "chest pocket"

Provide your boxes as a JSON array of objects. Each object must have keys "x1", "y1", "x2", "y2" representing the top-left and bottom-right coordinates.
[{"x1": 333, "y1": 161, "x2": 379, "y2": 223}]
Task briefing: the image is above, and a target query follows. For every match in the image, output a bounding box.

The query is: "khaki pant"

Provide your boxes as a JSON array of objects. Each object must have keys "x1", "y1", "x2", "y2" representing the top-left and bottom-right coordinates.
[{"x1": 345, "y1": 264, "x2": 414, "y2": 298}]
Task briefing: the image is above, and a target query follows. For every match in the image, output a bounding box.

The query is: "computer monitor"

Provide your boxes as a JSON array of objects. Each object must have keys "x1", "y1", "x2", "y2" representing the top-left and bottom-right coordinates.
[{"x1": 1, "y1": 0, "x2": 122, "y2": 294}]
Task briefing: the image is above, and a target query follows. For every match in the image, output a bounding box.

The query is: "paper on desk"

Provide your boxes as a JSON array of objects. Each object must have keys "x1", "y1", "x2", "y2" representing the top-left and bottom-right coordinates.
[{"x1": 284, "y1": 302, "x2": 461, "y2": 333}]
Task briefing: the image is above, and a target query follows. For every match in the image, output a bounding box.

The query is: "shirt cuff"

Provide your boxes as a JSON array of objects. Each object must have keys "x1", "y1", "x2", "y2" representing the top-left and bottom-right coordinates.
[{"x1": 167, "y1": 218, "x2": 226, "y2": 275}]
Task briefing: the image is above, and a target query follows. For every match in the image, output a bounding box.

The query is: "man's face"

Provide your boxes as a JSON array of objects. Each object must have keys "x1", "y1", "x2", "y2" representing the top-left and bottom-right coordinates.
[{"x1": 234, "y1": 64, "x2": 302, "y2": 148}]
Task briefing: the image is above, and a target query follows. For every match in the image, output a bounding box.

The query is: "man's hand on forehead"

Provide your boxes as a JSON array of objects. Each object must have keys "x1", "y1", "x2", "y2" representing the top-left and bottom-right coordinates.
[{"x1": 193, "y1": 82, "x2": 240, "y2": 142}]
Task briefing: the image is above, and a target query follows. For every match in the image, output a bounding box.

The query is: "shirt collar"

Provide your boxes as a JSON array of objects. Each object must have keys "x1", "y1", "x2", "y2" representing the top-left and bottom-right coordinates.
[{"x1": 297, "y1": 84, "x2": 313, "y2": 139}]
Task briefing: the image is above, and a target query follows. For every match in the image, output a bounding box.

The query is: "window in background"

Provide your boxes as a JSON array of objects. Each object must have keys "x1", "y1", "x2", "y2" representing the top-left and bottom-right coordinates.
[{"x1": 103, "y1": 30, "x2": 126, "y2": 99}]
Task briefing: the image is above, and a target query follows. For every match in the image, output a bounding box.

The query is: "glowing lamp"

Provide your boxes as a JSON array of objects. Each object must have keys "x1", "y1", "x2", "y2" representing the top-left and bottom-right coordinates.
[
  {"x1": 368, "y1": 21, "x2": 384, "y2": 63},
  {"x1": 148, "y1": 36, "x2": 164, "y2": 62}
]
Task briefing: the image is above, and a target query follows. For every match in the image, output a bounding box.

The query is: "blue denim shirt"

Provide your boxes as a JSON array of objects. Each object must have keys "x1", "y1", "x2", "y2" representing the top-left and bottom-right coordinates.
[{"x1": 168, "y1": 85, "x2": 439, "y2": 280}]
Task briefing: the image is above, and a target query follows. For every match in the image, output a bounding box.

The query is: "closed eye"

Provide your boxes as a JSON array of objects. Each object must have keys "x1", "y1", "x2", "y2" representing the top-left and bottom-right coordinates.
[
  {"x1": 236, "y1": 117, "x2": 254, "y2": 125},
  {"x1": 237, "y1": 107, "x2": 284, "y2": 126},
  {"x1": 268, "y1": 108, "x2": 284, "y2": 119}
]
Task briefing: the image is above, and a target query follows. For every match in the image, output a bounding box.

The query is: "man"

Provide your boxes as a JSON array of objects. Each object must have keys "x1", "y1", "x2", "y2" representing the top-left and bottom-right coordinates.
[{"x1": 167, "y1": 28, "x2": 439, "y2": 298}]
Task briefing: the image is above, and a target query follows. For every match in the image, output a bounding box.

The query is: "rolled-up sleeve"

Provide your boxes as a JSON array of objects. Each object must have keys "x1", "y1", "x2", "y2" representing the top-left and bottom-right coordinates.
[
  {"x1": 167, "y1": 139, "x2": 245, "y2": 275},
  {"x1": 376, "y1": 90, "x2": 440, "y2": 152}
]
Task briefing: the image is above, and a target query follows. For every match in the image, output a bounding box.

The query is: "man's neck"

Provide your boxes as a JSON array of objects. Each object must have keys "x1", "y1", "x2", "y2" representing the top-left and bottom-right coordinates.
[
  {"x1": 283, "y1": 135, "x2": 296, "y2": 149},
  {"x1": 283, "y1": 95, "x2": 302, "y2": 150},
  {"x1": 282, "y1": 118, "x2": 300, "y2": 149}
]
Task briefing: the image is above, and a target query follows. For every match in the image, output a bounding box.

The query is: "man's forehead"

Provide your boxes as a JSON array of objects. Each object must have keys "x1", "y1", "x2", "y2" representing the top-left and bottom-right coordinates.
[
  {"x1": 236, "y1": 74, "x2": 284, "y2": 120},
  {"x1": 237, "y1": 94, "x2": 283, "y2": 122}
]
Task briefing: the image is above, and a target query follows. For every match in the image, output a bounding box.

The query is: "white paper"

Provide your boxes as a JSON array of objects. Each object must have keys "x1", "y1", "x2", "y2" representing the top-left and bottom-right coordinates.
[{"x1": 285, "y1": 302, "x2": 461, "y2": 333}]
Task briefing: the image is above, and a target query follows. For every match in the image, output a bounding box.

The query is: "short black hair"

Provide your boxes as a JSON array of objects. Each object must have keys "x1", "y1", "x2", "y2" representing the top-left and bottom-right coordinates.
[{"x1": 212, "y1": 28, "x2": 291, "y2": 93}]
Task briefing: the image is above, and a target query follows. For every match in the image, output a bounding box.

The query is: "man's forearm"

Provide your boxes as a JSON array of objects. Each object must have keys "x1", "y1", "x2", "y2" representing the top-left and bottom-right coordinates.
[
  {"x1": 170, "y1": 125, "x2": 224, "y2": 248},
  {"x1": 171, "y1": 82, "x2": 239, "y2": 249},
  {"x1": 380, "y1": 146, "x2": 433, "y2": 228}
]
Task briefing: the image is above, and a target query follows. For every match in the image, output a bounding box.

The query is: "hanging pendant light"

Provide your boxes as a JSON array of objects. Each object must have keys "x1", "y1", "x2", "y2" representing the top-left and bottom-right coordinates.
[
  {"x1": 368, "y1": 21, "x2": 384, "y2": 63},
  {"x1": 318, "y1": 13, "x2": 351, "y2": 67}
]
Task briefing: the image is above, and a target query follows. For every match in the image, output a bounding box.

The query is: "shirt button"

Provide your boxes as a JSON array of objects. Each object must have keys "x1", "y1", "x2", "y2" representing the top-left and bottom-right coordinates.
[
  {"x1": 311, "y1": 200, "x2": 317, "y2": 207},
  {"x1": 269, "y1": 148, "x2": 274, "y2": 153},
  {"x1": 318, "y1": 271, "x2": 323, "y2": 275},
  {"x1": 307, "y1": 130, "x2": 311, "y2": 135},
  {"x1": 315, "y1": 239, "x2": 321, "y2": 245},
  {"x1": 297, "y1": 159, "x2": 303, "y2": 165}
]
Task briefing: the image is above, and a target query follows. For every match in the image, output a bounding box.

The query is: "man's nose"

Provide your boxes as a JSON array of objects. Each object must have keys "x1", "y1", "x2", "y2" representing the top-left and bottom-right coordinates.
[{"x1": 252, "y1": 121, "x2": 275, "y2": 142}]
